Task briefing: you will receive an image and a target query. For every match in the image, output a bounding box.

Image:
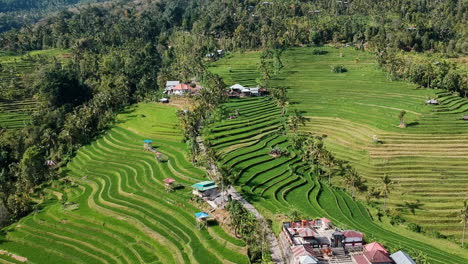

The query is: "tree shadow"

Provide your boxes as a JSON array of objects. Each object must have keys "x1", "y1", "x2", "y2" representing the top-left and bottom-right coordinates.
[
  {"x1": 406, "y1": 121, "x2": 419, "y2": 127},
  {"x1": 397, "y1": 200, "x2": 424, "y2": 215}
]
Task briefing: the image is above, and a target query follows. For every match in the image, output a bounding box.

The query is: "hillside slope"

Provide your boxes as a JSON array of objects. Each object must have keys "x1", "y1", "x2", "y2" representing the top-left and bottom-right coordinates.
[
  {"x1": 208, "y1": 48, "x2": 468, "y2": 262},
  {"x1": 0, "y1": 103, "x2": 248, "y2": 264}
]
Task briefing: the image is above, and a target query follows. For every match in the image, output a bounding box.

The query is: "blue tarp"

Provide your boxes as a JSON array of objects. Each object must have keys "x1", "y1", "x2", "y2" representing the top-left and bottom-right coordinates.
[
  {"x1": 195, "y1": 212, "x2": 209, "y2": 219},
  {"x1": 144, "y1": 139, "x2": 153, "y2": 143}
]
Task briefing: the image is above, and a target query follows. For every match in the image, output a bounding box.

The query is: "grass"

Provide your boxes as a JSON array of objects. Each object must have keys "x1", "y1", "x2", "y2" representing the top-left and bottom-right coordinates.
[
  {"x1": 0, "y1": 49, "x2": 70, "y2": 129},
  {"x1": 207, "y1": 48, "x2": 468, "y2": 263},
  {"x1": 0, "y1": 103, "x2": 248, "y2": 264}
]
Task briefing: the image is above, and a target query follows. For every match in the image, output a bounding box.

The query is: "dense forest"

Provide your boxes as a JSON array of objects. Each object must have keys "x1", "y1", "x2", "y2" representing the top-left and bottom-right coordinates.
[
  {"x1": 0, "y1": 0, "x2": 103, "y2": 32},
  {"x1": 0, "y1": 0, "x2": 467, "y2": 227}
]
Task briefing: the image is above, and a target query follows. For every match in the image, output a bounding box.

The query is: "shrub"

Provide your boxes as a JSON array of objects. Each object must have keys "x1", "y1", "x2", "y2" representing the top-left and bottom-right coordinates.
[
  {"x1": 312, "y1": 50, "x2": 328, "y2": 55},
  {"x1": 390, "y1": 215, "x2": 405, "y2": 225},
  {"x1": 407, "y1": 223, "x2": 422, "y2": 233},
  {"x1": 332, "y1": 65, "x2": 348, "y2": 73}
]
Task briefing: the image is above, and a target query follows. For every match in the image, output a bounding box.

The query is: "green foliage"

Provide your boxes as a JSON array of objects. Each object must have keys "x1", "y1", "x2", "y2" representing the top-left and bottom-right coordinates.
[
  {"x1": 407, "y1": 222, "x2": 423, "y2": 233},
  {"x1": 331, "y1": 65, "x2": 348, "y2": 73},
  {"x1": 312, "y1": 50, "x2": 328, "y2": 55}
]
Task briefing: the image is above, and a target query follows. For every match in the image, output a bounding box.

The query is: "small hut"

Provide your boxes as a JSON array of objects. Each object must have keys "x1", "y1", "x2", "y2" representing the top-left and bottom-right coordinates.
[
  {"x1": 426, "y1": 99, "x2": 439, "y2": 105},
  {"x1": 155, "y1": 152, "x2": 169, "y2": 162},
  {"x1": 159, "y1": 98, "x2": 169, "y2": 103},
  {"x1": 143, "y1": 139, "x2": 153, "y2": 150},
  {"x1": 462, "y1": 115, "x2": 468, "y2": 121},
  {"x1": 164, "y1": 178, "x2": 176, "y2": 192},
  {"x1": 44, "y1": 160, "x2": 57, "y2": 167},
  {"x1": 195, "y1": 212, "x2": 209, "y2": 229}
]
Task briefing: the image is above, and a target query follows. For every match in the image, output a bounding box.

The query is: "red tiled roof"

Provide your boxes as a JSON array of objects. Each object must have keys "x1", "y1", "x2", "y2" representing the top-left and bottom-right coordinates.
[
  {"x1": 343, "y1": 230, "x2": 363, "y2": 238},
  {"x1": 173, "y1": 83, "x2": 192, "y2": 90},
  {"x1": 353, "y1": 254, "x2": 371, "y2": 264},
  {"x1": 321, "y1": 217, "x2": 331, "y2": 223},
  {"x1": 364, "y1": 250, "x2": 393, "y2": 263},
  {"x1": 364, "y1": 242, "x2": 388, "y2": 254},
  {"x1": 164, "y1": 178, "x2": 175, "y2": 184},
  {"x1": 297, "y1": 228, "x2": 317, "y2": 237}
]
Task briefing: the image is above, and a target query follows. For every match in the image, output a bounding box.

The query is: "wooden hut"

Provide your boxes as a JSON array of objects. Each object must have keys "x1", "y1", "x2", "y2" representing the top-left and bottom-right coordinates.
[
  {"x1": 143, "y1": 139, "x2": 153, "y2": 150},
  {"x1": 195, "y1": 212, "x2": 209, "y2": 229},
  {"x1": 426, "y1": 99, "x2": 439, "y2": 105},
  {"x1": 164, "y1": 178, "x2": 176, "y2": 192}
]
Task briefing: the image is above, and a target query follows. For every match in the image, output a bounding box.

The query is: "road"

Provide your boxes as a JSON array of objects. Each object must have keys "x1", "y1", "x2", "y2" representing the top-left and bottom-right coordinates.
[{"x1": 196, "y1": 135, "x2": 285, "y2": 263}]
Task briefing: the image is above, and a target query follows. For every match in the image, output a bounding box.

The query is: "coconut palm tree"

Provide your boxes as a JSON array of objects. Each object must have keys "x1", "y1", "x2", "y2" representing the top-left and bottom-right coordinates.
[
  {"x1": 320, "y1": 150, "x2": 338, "y2": 185},
  {"x1": 460, "y1": 200, "x2": 468, "y2": 247},
  {"x1": 289, "y1": 110, "x2": 307, "y2": 132},
  {"x1": 398, "y1": 110, "x2": 407, "y2": 128},
  {"x1": 380, "y1": 174, "x2": 393, "y2": 211}
]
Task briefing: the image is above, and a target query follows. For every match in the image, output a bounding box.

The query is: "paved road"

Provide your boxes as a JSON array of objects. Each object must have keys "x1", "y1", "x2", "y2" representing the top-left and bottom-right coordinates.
[{"x1": 196, "y1": 136, "x2": 285, "y2": 263}]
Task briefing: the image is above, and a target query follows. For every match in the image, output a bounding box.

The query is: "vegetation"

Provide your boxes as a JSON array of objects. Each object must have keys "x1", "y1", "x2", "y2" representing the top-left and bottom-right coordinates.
[
  {"x1": 0, "y1": 103, "x2": 249, "y2": 263},
  {"x1": 0, "y1": 0, "x2": 467, "y2": 262},
  {"x1": 208, "y1": 48, "x2": 468, "y2": 262}
]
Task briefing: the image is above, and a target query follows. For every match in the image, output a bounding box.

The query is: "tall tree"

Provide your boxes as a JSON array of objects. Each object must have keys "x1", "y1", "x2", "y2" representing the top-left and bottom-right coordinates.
[
  {"x1": 398, "y1": 110, "x2": 407, "y2": 128},
  {"x1": 380, "y1": 174, "x2": 394, "y2": 211},
  {"x1": 461, "y1": 200, "x2": 468, "y2": 247},
  {"x1": 289, "y1": 109, "x2": 307, "y2": 133}
]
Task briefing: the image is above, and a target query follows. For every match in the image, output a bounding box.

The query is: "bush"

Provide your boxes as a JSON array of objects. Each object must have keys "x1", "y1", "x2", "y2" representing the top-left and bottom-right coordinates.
[
  {"x1": 332, "y1": 65, "x2": 348, "y2": 73},
  {"x1": 312, "y1": 50, "x2": 328, "y2": 55},
  {"x1": 407, "y1": 223, "x2": 422, "y2": 233}
]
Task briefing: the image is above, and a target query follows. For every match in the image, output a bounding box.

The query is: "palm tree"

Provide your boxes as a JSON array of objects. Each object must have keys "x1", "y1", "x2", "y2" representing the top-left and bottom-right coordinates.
[
  {"x1": 289, "y1": 110, "x2": 307, "y2": 132},
  {"x1": 271, "y1": 86, "x2": 288, "y2": 115},
  {"x1": 460, "y1": 200, "x2": 468, "y2": 247},
  {"x1": 380, "y1": 174, "x2": 393, "y2": 211},
  {"x1": 320, "y1": 150, "x2": 337, "y2": 185},
  {"x1": 398, "y1": 110, "x2": 407, "y2": 128},
  {"x1": 288, "y1": 209, "x2": 302, "y2": 222}
]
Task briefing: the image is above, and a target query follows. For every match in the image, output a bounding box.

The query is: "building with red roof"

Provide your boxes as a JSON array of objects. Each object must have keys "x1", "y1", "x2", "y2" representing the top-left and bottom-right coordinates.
[
  {"x1": 364, "y1": 242, "x2": 388, "y2": 254},
  {"x1": 342, "y1": 230, "x2": 364, "y2": 247},
  {"x1": 352, "y1": 249, "x2": 393, "y2": 264}
]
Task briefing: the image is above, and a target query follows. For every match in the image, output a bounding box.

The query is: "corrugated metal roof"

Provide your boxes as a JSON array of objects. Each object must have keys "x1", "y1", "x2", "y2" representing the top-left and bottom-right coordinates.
[{"x1": 390, "y1": 251, "x2": 416, "y2": 264}]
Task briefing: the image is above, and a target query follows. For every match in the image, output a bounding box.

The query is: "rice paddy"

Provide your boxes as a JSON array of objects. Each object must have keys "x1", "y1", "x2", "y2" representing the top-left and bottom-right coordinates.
[
  {"x1": 0, "y1": 49, "x2": 69, "y2": 129},
  {"x1": 207, "y1": 47, "x2": 468, "y2": 263},
  {"x1": 0, "y1": 103, "x2": 248, "y2": 264}
]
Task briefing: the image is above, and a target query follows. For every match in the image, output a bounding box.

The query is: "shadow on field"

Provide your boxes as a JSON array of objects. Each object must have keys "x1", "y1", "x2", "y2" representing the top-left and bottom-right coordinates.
[
  {"x1": 397, "y1": 200, "x2": 424, "y2": 215},
  {"x1": 406, "y1": 121, "x2": 419, "y2": 127}
]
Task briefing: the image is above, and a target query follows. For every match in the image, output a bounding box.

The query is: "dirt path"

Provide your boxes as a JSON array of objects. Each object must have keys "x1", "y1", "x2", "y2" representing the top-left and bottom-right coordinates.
[{"x1": 196, "y1": 135, "x2": 285, "y2": 263}]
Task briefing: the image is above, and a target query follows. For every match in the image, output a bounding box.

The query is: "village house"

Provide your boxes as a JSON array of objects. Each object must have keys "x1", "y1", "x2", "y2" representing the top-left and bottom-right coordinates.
[
  {"x1": 165, "y1": 82, "x2": 201, "y2": 95},
  {"x1": 165, "y1": 81, "x2": 180, "y2": 92},
  {"x1": 351, "y1": 242, "x2": 393, "y2": 264},
  {"x1": 191, "y1": 181, "x2": 218, "y2": 198},
  {"x1": 390, "y1": 251, "x2": 416, "y2": 264},
  {"x1": 228, "y1": 84, "x2": 268, "y2": 98}
]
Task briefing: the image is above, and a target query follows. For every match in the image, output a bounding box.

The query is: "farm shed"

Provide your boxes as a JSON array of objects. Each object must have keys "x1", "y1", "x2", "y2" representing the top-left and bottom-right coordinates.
[
  {"x1": 191, "y1": 181, "x2": 218, "y2": 197},
  {"x1": 426, "y1": 99, "x2": 439, "y2": 105},
  {"x1": 143, "y1": 139, "x2": 153, "y2": 149},
  {"x1": 159, "y1": 98, "x2": 169, "y2": 103},
  {"x1": 390, "y1": 250, "x2": 416, "y2": 264},
  {"x1": 463, "y1": 115, "x2": 468, "y2": 121}
]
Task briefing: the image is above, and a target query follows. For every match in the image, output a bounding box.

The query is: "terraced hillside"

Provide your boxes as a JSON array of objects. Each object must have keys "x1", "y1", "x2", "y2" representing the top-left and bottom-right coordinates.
[
  {"x1": 205, "y1": 97, "x2": 468, "y2": 263},
  {"x1": 0, "y1": 49, "x2": 69, "y2": 129},
  {"x1": 208, "y1": 50, "x2": 468, "y2": 262},
  {"x1": 0, "y1": 103, "x2": 248, "y2": 264},
  {"x1": 0, "y1": 99, "x2": 36, "y2": 129},
  {"x1": 272, "y1": 47, "x2": 468, "y2": 240}
]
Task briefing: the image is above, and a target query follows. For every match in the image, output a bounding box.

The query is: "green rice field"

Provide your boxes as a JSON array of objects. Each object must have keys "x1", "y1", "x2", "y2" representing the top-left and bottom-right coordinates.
[
  {"x1": 0, "y1": 49, "x2": 69, "y2": 129},
  {"x1": 0, "y1": 103, "x2": 248, "y2": 264},
  {"x1": 207, "y1": 47, "x2": 468, "y2": 263}
]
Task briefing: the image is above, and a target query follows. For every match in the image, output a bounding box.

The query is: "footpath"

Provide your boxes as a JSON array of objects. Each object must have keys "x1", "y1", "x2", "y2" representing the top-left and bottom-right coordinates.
[{"x1": 196, "y1": 136, "x2": 285, "y2": 263}]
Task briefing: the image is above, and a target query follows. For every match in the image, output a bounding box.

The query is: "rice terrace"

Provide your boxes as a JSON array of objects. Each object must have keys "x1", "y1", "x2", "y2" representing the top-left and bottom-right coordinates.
[{"x1": 1, "y1": 0, "x2": 468, "y2": 264}]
